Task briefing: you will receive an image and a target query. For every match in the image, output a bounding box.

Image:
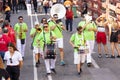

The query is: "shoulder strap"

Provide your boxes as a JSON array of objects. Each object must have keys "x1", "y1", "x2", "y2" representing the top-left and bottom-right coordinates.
[
  {"x1": 52, "y1": 21, "x2": 62, "y2": 32},
  {"x1": 43, "y1": 31, "x2": 46, "y2": 51},
  {"x1": 50, "y1": 31, "x2": 53, "y2": 44},
  {"x1": 92, "y1": 21, "x2": 96, "y2": 28},
  {"x1": 32, "y1": 31, "x2": 37, "y2": 44},
  {"x1": 43, "y1": 31, "x2": 46, "y2": 44},
  {"x1": 75, "y1": 32, "x2": 85, "y2": 46}
]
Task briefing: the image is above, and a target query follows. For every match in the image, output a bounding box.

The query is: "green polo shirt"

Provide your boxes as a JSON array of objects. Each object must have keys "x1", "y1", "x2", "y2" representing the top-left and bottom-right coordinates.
[
  {"x1": 14, "y1": 22, "x2": 28, "y2": 39},
  {"x1": 30, "y1": 27, "x2": 42, "y2": 47},
  {"x1": 78, "y1": 21, "x2": 97, "y2": 40},
  {"x1": 48, "y1": 21, "x2": 63, "y2": 38},
  {"x1": 70, "y1": 32, "x2": 85, "y2": 52},
  {"x1": 37, "y1": 31, "x2": 56, "y2": 49}
]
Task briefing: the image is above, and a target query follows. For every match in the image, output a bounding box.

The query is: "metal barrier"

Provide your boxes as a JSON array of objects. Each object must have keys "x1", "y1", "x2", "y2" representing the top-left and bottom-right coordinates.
[
  {"x1": 77, "y1": 0, "x2": 102, "y2": 20},
  {"x1": 76, "y1": 0, "x2": 120, "y2": 20}
]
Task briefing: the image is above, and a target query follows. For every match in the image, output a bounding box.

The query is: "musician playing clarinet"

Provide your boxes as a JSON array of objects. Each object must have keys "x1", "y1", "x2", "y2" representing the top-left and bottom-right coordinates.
[{"x1": 78, "y1": 13, "x2": 97, "y2": 67}]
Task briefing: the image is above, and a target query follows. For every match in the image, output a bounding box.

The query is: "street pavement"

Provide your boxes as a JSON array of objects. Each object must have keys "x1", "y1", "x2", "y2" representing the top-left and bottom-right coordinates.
[{"x1": 9, "y1": 10, "x2": 120, "y2": 80}]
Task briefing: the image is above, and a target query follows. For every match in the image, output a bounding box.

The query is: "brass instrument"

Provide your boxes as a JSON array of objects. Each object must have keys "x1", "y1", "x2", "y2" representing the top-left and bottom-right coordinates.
[
  {"x1": 36, "y1": 27, "x2": 42, "y2": 33},
  {"x1": 19, "y1": 23, "x2": 23, "y2": 39},
  {"x1": 50, "y1": 4, "x2": 66, "y2": 19}
]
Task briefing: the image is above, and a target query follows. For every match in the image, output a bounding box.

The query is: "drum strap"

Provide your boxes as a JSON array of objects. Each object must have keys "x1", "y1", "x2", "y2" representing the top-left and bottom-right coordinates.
[{"x1": 43, "y1": 31, "x2": 53, "y2": 50}]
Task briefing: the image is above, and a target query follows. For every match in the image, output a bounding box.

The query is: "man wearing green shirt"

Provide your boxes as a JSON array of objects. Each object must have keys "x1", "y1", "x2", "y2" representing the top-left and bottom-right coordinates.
[
  {"x1": 69, "y1": 27, "x2": 87, "y2": 75},
  {"x1": 48, "y1": 14, "x2": 66, "y2": 66},
  {"x1": 37, "y1": 23, "x2": 57, "y2": 75},
  {"x1": 78, "y1": 15, "x2": 97, "y2": 67},
  {"x1": 30, "y1": 21, "x2": 42, "y2": 67},
  {"x1": 14, "y1": 16, "x2": 28, "y2": 59}
]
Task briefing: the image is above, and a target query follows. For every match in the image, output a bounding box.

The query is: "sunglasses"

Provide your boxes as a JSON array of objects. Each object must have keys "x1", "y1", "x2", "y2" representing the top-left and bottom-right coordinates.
[
  {"x1": 9, "y1": 58, "x2": 13, "y2": 63},
  {"x1": 54, "y1": 16, "x2": 58, "y2": 18},
  {"x1": 44, "y1": 26, "x2": 48, "y2": 28}
]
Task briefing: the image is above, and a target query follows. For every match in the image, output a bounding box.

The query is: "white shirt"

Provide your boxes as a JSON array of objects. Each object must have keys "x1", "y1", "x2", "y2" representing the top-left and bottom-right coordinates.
[
  {"x1": 4, "y1": 51, "x2": 23, "y2": 66},
  {"x1": 97, "y1": 27, "x2": 105, "y2": 32}
]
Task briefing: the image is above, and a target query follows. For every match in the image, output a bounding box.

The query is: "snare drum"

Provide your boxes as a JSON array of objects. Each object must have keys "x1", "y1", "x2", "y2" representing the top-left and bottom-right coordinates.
[
  {"x1": 44, "y1": 43, "x2": 56, "y2": 59},
  {"x1": 79, "y1": 46, "x2": 89, "y2": 54}
]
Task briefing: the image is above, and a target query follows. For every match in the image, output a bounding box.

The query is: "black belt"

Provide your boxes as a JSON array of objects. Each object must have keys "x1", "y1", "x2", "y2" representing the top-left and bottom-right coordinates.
[{"x1": 7, "y1": 65, "x2": 19, "y2": 67}]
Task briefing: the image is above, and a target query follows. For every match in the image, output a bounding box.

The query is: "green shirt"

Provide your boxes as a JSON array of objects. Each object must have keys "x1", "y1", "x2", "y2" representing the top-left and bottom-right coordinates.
[
  {"x1": 48, "y1": 21, "x2": 63, "y2": 38},
  {"x1": 78, "y1": 21, "x2": 97, "y2": 40},
  {"x1": 14, "y1": 22, "x2": 28, "y2": 39},
  {"x1": 70, "y1": 32, "x2": 85, "y2": 52},
  {"x1": 37, "y1": 31, "x2": 56, "y2": 49},
  {"x1": 30, "y1": 27, "x2": 42, "y2": 47}
]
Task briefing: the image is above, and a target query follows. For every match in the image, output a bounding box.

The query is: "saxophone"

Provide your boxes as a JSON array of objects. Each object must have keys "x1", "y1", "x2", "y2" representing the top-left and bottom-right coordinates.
[{"x1": 19, "y1": 23, "x2": 22, "y2": 39}]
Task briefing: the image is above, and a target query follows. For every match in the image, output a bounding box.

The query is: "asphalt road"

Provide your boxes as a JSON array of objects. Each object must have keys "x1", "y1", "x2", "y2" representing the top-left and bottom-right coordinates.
[{"x1": 9, "y1": 10, "x2": 120, "y2": 80}]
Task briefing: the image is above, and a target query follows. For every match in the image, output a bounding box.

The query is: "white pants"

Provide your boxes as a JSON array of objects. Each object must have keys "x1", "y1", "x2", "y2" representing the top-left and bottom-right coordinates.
[
  {"x1": 56, "y1": 38, "x2": 63, "y2": 48},
  {"x1": 16, "y1": 39, "x2": 26, "y2": 57},
  {"x1": 74, "y1": 52, "x2": 86, "y2": 64},
  {"x1": 44, "y1": 59, "x2": 56, "y2": 73},
  {"x1": 33, "y1": 46, "x2": 43, "y2": 55},
  {"x1": 86, "y1": 40, "x2": 95, "y2": 63}
]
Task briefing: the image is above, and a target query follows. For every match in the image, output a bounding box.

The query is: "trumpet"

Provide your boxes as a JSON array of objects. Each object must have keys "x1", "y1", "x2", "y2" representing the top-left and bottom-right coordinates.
[{"x1": 36, "y1": 28, "x2": 42, "y2": 32}]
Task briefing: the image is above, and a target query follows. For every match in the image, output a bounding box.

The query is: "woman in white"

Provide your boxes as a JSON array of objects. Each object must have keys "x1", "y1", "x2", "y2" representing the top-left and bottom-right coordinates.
[{"x1": 4, "y1": 42, "x2": 23, "y2": 80}]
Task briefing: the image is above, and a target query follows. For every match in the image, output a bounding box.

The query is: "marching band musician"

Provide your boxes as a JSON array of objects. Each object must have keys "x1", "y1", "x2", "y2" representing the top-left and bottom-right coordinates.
[
  {"x1": 37, "y1": 22, "x2": 57, "y2": 75},
  {"x1": 95, "y1": 14, "x2": 109, "y2": 58},
  {"x1": 78, "y1": 13, "x2": 97, "y2": 67},
  {"x1": 48, "y1": 14, "x2": 66, "y2": 66},
  {"x1": 40, "y1": 18, "x2": 48, "y2": 27},
  {"x1": 14, "y1": 16, "x2": 28, "y2": 59},
  {"x1": 69, "y1": 27, "x2": 87, "y2": 76},
  {"x1": 30, "y1": 21, "x2": 42, "y2": 67}
]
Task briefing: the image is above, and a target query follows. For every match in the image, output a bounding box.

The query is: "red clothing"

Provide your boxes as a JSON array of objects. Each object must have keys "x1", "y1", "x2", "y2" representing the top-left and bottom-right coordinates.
[
  {"x1": 0, "y1": 34, "x2": 11, "y2": 51},
  {"x1": 96, "y1": 32, "x2": 107, "y2": 44},
  {"x1": 65, "y1": 10, "x2": 73, "y2": 19},
  {"x1": 5, "y1": 25, "x2": 16, "y2": 46}
]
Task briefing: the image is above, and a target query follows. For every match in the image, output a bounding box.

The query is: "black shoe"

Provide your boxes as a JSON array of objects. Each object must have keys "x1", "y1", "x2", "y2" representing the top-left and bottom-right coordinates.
[
  {"x1": 80, "y1": 68, "x2": 82, "y2": 72},
  {"x1": 78, "y1": 71, "x2": 81, "y2": 75},
  {"x1": 46, "y1": 73, "x2": 51, "y2": 76},
  {"x1": 78, "y1": 72, "x2": 80, "y2": 75},
  {"x1": 35, "y1": 62, "x2": 39, "y2": 68},
  {"x1": 105, "y1": 54, "x2": 109, "y2": 58},
  {"x1": 22, "y1": 57, "x2": 24, "y2": 60},
  {"x1": 117, "y1": 55, "x2": 120, "y2": 58},
  {"x1": 46, "y1": 73, "x2": 51, "y2": 77},
  {"x1": 38, "y1": 59, "x2": 40, "y2": 64},
  {"x1": 98, "y1": 54, "x2": 102, "y2": 58},
  {"x1": 51, "y1": 69, "x2": 56, "y2": 74},
  {"x1": 87, "y1": 63, "x2": 92, "y2": 67},
  {"x1": 111, "y1": 55, "x2": 115, "y2": 58}
]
